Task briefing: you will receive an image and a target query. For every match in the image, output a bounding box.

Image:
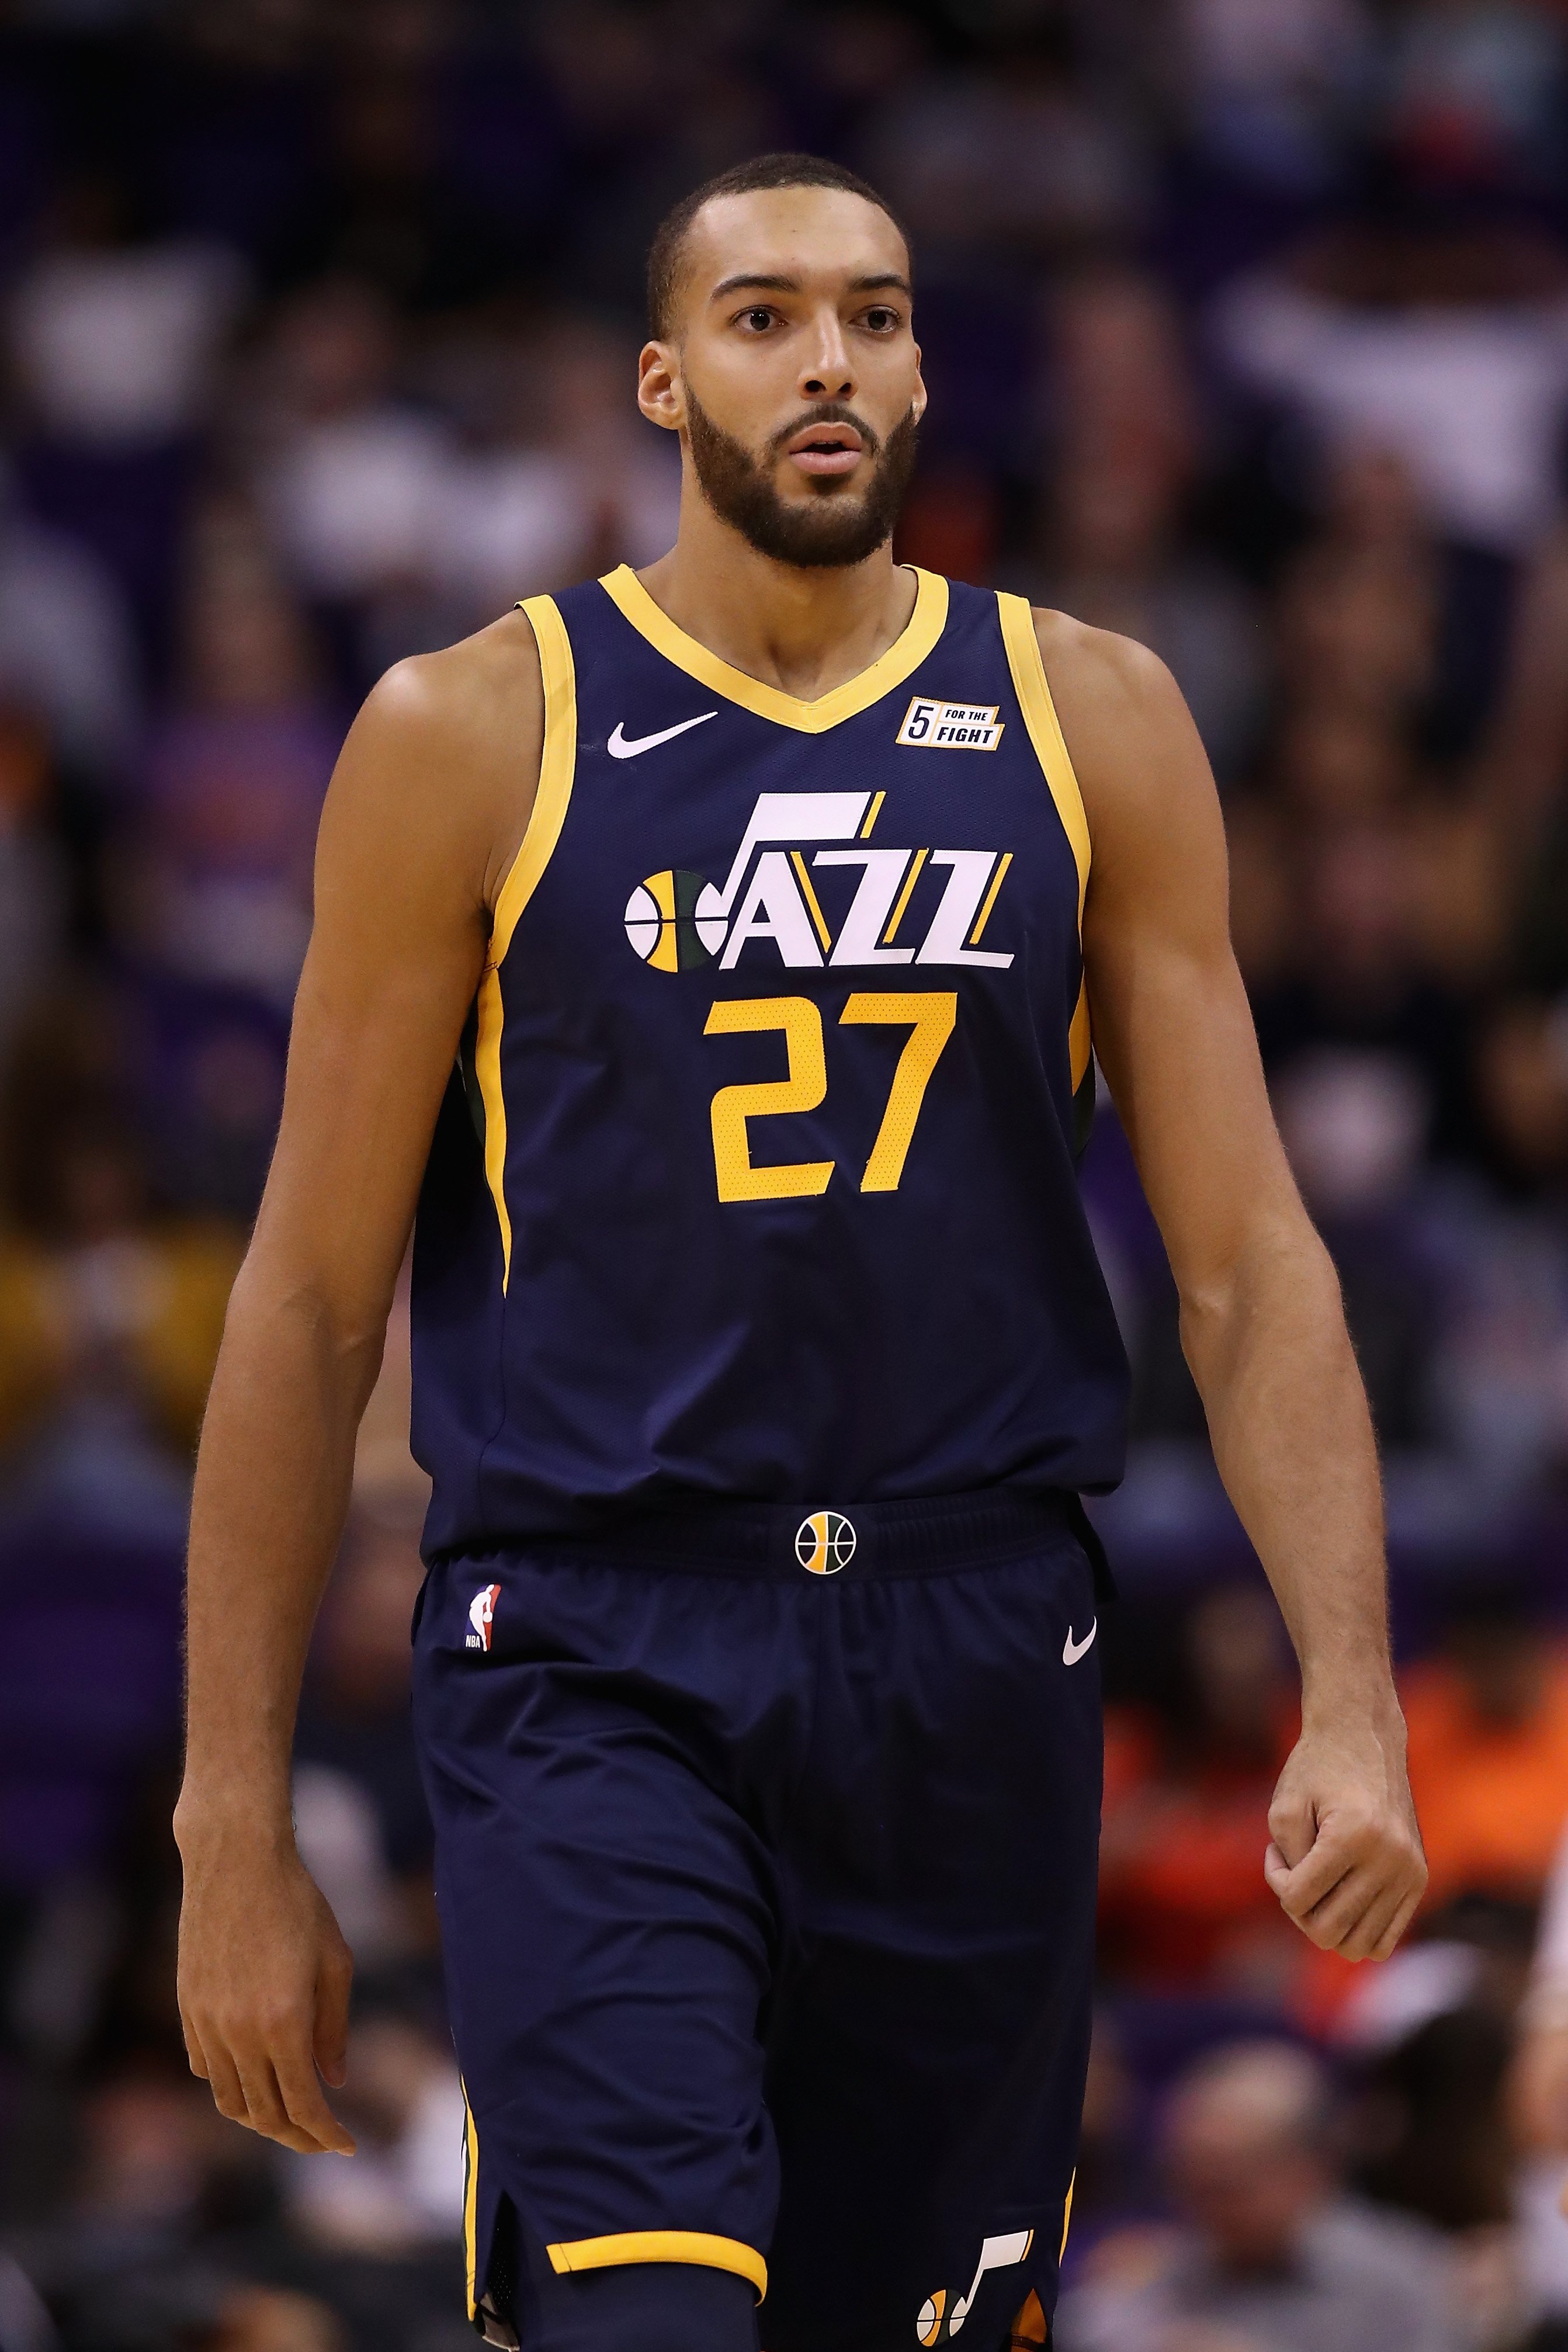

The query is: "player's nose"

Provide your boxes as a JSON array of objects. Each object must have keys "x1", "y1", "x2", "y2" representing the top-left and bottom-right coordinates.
[{"x1": 799, "y1": 308, "x2": 854, "y2": 403}]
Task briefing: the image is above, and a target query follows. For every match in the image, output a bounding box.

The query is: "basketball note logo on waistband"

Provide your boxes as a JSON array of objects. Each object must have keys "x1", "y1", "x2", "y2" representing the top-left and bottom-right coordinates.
[{"x1": 796, "y1": 1511, "x2": 856, "y2": 1574}]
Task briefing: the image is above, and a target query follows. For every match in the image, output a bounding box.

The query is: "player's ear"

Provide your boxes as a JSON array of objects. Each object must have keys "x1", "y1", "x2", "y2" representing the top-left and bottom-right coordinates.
[
  {"x1": 911, "y1": 349, "x2": 927, "y2": 428},
  {"x1": 638, "y1": 341, "x2": 683, "y2": 433}
]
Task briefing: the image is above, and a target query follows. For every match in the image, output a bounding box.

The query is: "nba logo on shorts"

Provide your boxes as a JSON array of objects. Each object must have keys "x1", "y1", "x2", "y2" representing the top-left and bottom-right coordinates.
[
  {"x1": 467, "y1": 1583, "x2": 500, "y2": 1651},
  {"x1": 795, "y1": 1511, "x2": 856, "y2": 1575}
]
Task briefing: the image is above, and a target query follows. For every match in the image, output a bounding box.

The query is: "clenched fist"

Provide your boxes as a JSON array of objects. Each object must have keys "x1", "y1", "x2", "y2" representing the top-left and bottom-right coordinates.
[{"x1": 1263, "y1": 1703, "x2": 1427, "y2": 1963}]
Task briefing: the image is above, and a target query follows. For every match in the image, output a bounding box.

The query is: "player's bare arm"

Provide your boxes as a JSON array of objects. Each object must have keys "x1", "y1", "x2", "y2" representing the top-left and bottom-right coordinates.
[
  {"x1": 1050, "y1": 612, "x2": 1427, "y2": 1964},
  {"x1": 173, "y1": 611, "x2": 543, "y2": 2155}
]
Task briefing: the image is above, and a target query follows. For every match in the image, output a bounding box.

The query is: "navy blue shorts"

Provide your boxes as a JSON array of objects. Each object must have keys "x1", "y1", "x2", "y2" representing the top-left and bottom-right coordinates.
[{"x1": 411, "y1": 1493, "x2": 1105, "y2": 2352}]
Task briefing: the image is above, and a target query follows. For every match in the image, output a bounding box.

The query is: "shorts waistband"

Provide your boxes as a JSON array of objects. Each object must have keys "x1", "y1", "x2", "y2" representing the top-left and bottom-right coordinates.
[{"x1": 455, "y1": 1490, "x2": 1105, "y2": 1582}]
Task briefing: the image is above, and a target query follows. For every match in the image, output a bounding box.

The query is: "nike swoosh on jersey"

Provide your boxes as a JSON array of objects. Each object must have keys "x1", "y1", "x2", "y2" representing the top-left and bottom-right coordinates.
[
  {"x1": 607, "y1": 712, "x2": 719, "y2": 759},
  {"x1": 1063, "y1": 1619, "x2": 1097, "y2": 1666}
]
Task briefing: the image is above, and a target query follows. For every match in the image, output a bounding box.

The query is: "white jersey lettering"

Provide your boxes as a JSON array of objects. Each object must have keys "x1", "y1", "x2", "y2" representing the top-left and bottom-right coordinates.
[
  {"x1": 915, "y1": 851, "x2": 1015, "y2": 970},
  {"x1": 816, "y1": 848, "x2": 917, "y2": 969},
  {"x1": 719, "y1": 852, "x2": 825, "y2": 969}
]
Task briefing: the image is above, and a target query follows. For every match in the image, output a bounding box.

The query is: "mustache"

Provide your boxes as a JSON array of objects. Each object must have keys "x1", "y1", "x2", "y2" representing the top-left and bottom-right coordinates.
[{"x1": 766, "y1": 401, "x2": 883, "y2": 461}]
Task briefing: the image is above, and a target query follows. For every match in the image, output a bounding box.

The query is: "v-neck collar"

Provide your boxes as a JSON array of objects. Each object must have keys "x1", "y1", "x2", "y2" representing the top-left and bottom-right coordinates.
[{"x1": 598, "y1": 563, "x2": 949, "y2": 734}]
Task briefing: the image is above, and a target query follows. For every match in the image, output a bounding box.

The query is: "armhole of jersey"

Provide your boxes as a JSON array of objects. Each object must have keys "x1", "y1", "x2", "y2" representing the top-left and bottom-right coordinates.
[
  {"x1": 473, "y1": 594, "x2": 578, "y2": 1293},
  {"x1": 996, "y1": 591, "x2": 1093, "y2": 1093},
  {"x1": 494, "y1": 594, "x2": 578, "y2": 960}
]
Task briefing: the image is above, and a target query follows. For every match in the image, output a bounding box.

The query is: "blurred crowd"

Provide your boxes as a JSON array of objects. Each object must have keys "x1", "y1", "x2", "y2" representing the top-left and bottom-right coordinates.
[{"x1": 6, "y1": 2, "x2": 1568, "y2": 2349}]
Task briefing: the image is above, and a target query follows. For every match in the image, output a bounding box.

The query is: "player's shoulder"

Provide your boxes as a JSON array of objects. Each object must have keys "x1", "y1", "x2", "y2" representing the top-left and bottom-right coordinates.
[
  {"x1": 1030, "y1": 607, "x2": 1204, "y2": 780},
  {"x1": 364, "y1": 606, "x2": 545, "y2": 759},
  {"x1": 1025, "y1": 608, "x2": 1219, "y2": 870},
  {"x1": 322, "y1": 610, "x2": 546, "y2": 915},
  {"x1": 1028, "y1": 606, "x2": 1184, "y2": 735}
]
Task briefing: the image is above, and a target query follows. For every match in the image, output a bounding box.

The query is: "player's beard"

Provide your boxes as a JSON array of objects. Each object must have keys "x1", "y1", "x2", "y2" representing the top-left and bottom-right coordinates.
[{"x1": 685, "y1": 393, "x2": 920, "y2": 569}]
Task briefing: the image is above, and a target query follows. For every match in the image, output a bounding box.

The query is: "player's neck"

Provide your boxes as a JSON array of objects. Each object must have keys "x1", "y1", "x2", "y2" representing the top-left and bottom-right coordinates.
[{"x1": 635, "y1": 498, "x2": 918, "y2": 703}]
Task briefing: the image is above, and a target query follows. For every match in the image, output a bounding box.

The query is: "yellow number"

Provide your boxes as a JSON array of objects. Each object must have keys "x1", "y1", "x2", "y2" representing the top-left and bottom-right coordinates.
[
  {"x1": 839, "y1": 992, "x2": 958, "y2": 1191},
  {"x1": 704, "y1": 997, "x2": 835, "y2": 1202},
  {"x1": 704, "y1": 991, "x2": 957, "y2": 1202}
]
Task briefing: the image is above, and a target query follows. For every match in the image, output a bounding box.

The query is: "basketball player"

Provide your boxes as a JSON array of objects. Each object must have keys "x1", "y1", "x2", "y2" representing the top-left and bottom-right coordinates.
[{"x1": 175, "y1": 155, "x2": 1426, "y2": 2352}]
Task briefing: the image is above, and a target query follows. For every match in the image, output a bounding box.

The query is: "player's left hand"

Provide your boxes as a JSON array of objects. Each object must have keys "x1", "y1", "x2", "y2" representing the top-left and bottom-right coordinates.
[{"x1": 1262, "y1": 1701, "x2": 1427, "y2": 1962}]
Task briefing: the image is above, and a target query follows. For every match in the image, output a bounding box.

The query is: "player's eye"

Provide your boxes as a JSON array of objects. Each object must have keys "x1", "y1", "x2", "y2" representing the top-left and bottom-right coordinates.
[
  {"x1": 863, "y1": 306, "x2": 900, "y2": 332},
  {"x1": 738, "y1": 306, "x2": 777, "y2": 332}
]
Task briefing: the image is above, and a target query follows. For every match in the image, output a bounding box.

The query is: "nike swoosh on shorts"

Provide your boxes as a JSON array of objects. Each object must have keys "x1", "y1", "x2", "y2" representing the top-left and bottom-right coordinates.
[
  {"x1": 607, "y1": 712, "x2": 719, "y2": 759},
  {"x1": 1063, "y1": 1619, "x2": 1097, "y2": 1666}
]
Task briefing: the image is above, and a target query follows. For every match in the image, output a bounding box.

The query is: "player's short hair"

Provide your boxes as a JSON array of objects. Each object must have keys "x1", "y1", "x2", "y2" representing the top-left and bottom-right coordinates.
[{"x1": 646, "y1": 152, "x2": 909, "y2": 341}]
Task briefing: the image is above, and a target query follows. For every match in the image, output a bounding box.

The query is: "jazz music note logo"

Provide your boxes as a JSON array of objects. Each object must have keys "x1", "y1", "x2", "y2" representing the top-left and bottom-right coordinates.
[{"x1": 915, "y1": 2229, "x2": 1034, "y2": 2343}]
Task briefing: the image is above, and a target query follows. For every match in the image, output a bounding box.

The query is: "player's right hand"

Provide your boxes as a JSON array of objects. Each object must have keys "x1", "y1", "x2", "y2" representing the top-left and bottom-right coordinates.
[{"x1": 175, "y1": 1815, "x2": 356, "y2": 2156}]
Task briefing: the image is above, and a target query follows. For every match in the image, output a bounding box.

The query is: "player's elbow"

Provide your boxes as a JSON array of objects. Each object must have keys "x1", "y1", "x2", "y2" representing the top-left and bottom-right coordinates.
[
  {"x1": 1176, "y1": 1209, "x2": 1345, "y2": 1366},
  {"x1": 220, "y1": 1245, "x2": 390, "y2": 1404}
]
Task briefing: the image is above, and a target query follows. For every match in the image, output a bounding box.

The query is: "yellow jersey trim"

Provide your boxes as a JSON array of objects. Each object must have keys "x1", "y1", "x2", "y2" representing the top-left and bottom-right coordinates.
[
  {"x1": 1060, "y1": 2169, "x2": 1076, "y2": 2260},
  {"x1": 476, "y1": 593, "x2": 578, "y2": 1292},
  {"x1": 545, "y1": 2230, "x2": 767, "y2": 2300},
  {"x1": 997, "y1": 591, "x2": 1092, "y2": 1091},
  {"x1": 598, "y1": 563, "x2": 949, "y2": 733},
  {"x1": 462, "y1": 2086, "x2": 480, "y2": 2319}
]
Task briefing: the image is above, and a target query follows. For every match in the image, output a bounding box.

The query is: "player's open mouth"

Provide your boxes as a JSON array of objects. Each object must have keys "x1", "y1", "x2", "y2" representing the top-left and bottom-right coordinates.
[{"x1": 785, "y1": 423, "x2": 865, "y2": 476}]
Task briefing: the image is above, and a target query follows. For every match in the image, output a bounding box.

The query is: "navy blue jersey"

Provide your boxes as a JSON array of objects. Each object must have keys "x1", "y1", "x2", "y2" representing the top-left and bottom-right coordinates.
[{"x1": 411, "y1": 566, "x2": 1129, "y2": 1556}]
